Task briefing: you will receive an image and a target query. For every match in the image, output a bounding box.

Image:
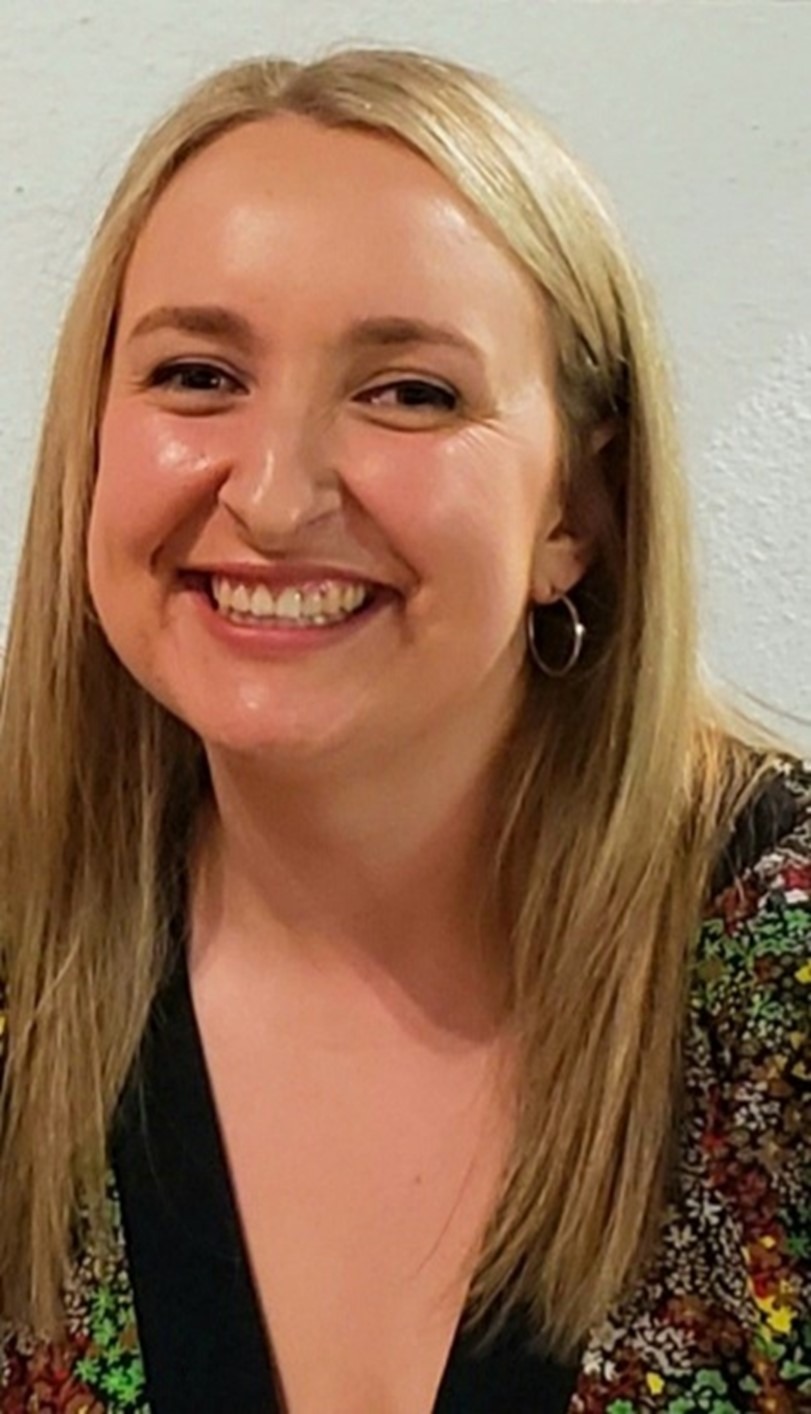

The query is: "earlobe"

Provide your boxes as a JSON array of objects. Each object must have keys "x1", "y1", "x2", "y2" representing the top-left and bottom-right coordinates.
[
  {"x1": 530, "y1": 523, "x2": 594, "y2": 604},
  {"x1": 589, "y1": 417, "x2": 620, "y2": 456}
]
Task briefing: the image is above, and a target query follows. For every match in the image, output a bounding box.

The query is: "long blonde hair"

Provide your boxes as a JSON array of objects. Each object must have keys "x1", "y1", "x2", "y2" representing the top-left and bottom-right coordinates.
[{"x1": 0, "y1": 46, "x2": 794, "y2": 1352}]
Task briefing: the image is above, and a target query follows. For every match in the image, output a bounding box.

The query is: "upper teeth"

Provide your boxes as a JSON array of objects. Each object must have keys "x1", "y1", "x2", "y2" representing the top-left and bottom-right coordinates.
[{"x1": 211, "y1": 576, "x2": 371, "y2": 622}]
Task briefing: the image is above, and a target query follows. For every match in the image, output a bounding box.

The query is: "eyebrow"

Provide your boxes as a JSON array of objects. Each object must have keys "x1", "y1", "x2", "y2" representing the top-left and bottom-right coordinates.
[
  {"x1": 125, "y1": 305, "x2": 486, "y2": 365},
  {"x1": 344, "y1": 315, "x2": 484, "y2": 363},
  {"x1": 127, "y1": 305, "x2": 259, "y2": 353}
]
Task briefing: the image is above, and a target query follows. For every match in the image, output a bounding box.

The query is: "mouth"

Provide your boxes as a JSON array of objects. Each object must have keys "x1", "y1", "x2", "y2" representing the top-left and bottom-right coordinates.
[{"x1": 176, "y1": 570, "x2": 393, "y2": 634}]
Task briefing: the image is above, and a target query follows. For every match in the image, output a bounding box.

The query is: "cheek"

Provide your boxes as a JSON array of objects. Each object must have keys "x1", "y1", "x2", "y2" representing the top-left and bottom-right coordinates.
[
  {"x1": 351, "y1": 426, "x2": 543, "y2": 608},
  {"x1": 89, "y1": 404, "x2": 221, "y2": 572}
]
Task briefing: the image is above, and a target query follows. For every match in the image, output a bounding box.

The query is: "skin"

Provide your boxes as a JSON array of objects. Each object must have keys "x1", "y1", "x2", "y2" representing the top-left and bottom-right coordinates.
[
  {"x1": 90, "y1": 115, "x2": 596, "y2": 1014},
  {"x1": 88, "y1": 115, "x2": 605, "y2": 1410}
]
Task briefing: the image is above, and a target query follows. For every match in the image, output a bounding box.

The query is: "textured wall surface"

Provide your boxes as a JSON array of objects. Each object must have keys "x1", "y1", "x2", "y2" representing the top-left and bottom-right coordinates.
[{"x1": 1, "y1": 0, "x2": 809, "y2": 742}]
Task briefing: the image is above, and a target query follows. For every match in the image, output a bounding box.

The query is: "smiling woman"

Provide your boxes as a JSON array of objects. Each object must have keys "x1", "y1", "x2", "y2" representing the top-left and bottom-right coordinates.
[{"x1": 0, "y1": 45, "x2": 809, "y2": 1414}]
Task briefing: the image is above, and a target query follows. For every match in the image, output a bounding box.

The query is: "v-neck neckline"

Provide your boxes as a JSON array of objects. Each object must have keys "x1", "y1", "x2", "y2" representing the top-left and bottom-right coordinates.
[{"x1": 111, "y1": 937, "x2": 580, "y2": 1413}]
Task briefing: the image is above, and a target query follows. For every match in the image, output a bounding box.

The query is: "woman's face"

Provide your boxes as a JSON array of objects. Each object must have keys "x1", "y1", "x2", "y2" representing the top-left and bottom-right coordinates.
[{"x1": 89, "y1": 116, "x2": 591, "y2": 768}]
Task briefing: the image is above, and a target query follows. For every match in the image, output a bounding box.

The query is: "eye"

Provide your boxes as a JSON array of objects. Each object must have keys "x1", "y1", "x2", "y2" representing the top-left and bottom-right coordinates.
[
  {"x1": 356, "y1": 379, "x2": 459, "y2": 413},
  {"x1": 147, "y1": 360, "x2": 246, "y2": 396}
]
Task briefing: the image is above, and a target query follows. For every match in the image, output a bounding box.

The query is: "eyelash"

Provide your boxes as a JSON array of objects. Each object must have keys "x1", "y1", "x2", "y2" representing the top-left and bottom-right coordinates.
[
  {"x1": 147, "y1": 362, "x2": 243, "y2": 396},
  {"x1": 356, "y1": 380, "x2": 459, "y2": 412},
  {"x1": 145, "y1": 361, "x2": 460, "y2": 412}
]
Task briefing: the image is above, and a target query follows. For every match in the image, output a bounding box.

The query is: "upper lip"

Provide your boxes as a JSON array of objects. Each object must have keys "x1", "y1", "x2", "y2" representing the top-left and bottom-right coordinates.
[{"x1": 181, "y1": 561, "x2": 392, "y2": 590}]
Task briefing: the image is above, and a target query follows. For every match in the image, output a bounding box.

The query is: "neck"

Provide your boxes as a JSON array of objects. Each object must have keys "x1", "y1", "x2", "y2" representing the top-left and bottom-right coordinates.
[{"x1": 188, "y1": 701, "x2": 517, "y2": 1043}]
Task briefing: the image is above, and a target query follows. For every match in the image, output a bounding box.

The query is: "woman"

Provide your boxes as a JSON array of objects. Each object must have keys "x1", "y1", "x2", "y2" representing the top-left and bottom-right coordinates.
[{"x1": 0, "y1": 45, "x2": 808, "y2": 1414}]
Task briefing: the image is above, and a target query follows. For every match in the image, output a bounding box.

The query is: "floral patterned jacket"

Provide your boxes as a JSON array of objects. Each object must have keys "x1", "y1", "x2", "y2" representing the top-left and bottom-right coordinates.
[{"x1": 1, "y1": 759, "x2": 810, "y2": 1413}]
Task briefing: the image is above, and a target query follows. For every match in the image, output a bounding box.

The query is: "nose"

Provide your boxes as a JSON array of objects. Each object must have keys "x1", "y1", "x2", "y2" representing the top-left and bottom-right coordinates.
[{"x1": 218, "y1": 400, "x2": 343, "y2": 546}]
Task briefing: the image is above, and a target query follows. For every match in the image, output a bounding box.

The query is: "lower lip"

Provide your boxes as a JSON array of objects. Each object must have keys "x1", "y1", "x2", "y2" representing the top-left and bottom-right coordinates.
[{"x1": 184, "y1": 584, "x2": 394, "y2": 655}]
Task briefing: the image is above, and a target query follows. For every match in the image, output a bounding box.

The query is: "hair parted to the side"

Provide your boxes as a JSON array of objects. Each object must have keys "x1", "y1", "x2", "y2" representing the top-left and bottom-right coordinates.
[{"x1": 0, "y1": 45, "x2": 797, "y2": 1352}]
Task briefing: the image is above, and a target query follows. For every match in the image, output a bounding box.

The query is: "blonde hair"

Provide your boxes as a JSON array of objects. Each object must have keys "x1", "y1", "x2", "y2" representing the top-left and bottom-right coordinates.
[{"x1": 0, "y1": 46, "x2": 796, "y2": 1353}]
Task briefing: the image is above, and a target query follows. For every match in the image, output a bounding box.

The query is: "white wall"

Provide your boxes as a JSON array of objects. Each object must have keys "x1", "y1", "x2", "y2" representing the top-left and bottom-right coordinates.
[{"x1": 1, "y1": 0, "x2": 809, "y2": 743}]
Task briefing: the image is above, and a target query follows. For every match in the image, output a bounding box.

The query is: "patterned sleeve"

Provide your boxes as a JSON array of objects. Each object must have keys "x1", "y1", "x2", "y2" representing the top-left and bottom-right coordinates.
[{"x1": 691, "y1": 779, "x2": 811, "y2": 1399}]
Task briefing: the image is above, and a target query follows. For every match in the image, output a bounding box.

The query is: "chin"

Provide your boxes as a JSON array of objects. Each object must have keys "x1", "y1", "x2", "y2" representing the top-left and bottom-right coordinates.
[{"x1": 180, "y1": 707, "x2": 367, "y2": 770}]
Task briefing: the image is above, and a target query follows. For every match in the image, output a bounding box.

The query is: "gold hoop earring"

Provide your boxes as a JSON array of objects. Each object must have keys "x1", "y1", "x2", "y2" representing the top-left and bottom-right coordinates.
[{"x1": 526, "y1": 594, "x2": 585, "y2": 677}]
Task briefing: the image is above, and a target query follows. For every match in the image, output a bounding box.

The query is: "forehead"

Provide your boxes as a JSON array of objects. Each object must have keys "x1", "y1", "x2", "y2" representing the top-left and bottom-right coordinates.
[{"x1": 118, "y1": 115, "x2": 551, "y2": 376}]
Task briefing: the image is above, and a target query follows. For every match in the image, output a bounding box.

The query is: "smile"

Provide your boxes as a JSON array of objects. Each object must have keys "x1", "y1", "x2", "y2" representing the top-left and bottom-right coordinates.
[{"x1": 211, "y1": 574, "x2": 372, "y2": 626}]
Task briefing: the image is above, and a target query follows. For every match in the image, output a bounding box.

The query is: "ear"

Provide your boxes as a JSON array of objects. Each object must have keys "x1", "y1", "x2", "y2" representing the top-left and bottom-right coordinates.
[
  {"x1": 590, "y1": 416, "x2": 620, "y2": 456},
  {"x1": 530, "y1": 417, "x2": 619, "y2": 602},
  {"x1": 530, "y1": 514, "x2": 595, "y2": 604}
]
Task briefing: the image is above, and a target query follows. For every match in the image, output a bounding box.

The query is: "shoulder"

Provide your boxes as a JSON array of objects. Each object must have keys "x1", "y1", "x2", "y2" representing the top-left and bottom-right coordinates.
[
  {"x1": 657, "y1": 758, "x2": 811, "y2": 1394},
  {"x1": 577, "y1": 769, "x2": 811, "y2": 1414},
  {"x1": 686, "y1": 758, "x2": 811, "y2": 1340},
  {"x1": 694, "y1": 755, "x2": 811, "y2": 1059}
]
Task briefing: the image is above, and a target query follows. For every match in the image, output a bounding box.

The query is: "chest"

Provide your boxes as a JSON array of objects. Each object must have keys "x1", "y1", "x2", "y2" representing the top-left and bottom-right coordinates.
[
  {"x1": 5, "y1": 909, "x2": 808, "y2": 1412},
  {"x1": 191, "y1": 967, "x2": 516, "y2": 1414}
]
